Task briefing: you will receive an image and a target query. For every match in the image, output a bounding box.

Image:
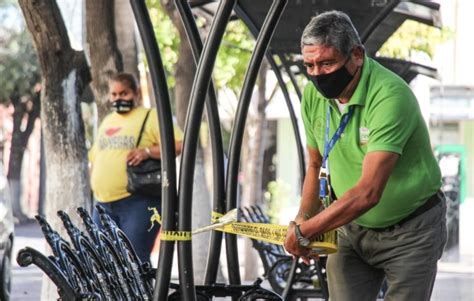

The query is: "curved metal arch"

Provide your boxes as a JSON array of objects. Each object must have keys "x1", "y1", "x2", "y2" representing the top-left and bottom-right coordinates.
[
  {"x1": 266, "y1": 56, "x2": 306, "y2": 185},
  {"x1": 177, "y1": 0, "x2": 237, "y2": 299},
  {"x1": 174, "y1": 0, "x2": 226, "y2": 286},
  {"x1": 234, "y1": 3, "x2": 306, "y2": 186},
  {"x1": 360, "y1": 0, "x2": 401, "y2": 43},
  {"x1": 279, "y1": 54, "x2": 303, "y2": 101},
  {"x1": 225, "y1": 0, "x2": 288, "y2": 284},
  {"x1": 129, "y1": 1, "x2": 180, "y2": 300}
]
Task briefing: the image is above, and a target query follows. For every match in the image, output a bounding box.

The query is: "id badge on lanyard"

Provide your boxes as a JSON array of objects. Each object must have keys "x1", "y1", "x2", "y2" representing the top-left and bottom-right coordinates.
[{"x1": 319, "y1": 105, "x2": 354, "y2": 208}]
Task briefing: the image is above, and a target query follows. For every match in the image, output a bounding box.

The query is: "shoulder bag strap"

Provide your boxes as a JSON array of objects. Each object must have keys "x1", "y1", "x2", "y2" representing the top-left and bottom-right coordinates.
[{"x1": 135, "y1": 109, "x2": 152, "y2": 147}]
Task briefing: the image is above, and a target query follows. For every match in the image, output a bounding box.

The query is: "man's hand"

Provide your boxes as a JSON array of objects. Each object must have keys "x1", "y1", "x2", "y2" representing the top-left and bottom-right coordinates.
[
  {"x1": 284, "y1": 221, "x2": 314, "y2": 265},
  {"x1": 127, "y1": 148, "x2": 150, "y2": 166}
]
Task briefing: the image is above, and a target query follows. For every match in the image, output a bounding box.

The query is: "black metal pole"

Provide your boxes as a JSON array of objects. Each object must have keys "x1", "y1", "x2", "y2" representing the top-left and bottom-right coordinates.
[
  {"x1": 233, "y1": 5, "x2": 305, "y2": 185},
  {"x1": 361, "y1": 0, "x2": 400, "y2": 46},
  {"x1": 174, "y1": 0, "x2": 226, "y2": 286},
  {"x1": 225, "y1": 0, "x2": 288, "y2": 284},
  {"x1": 279, "y1": 54, "x2": 302, "y2": 101},
  {"x1": 234, "y1": 4, "x2": 307, "y2": 188},
  {"x1": 266, "y1": 56, "x2": 306, "y2": 184},
  {"x1": 177, "y1": 0, "x2": 236, "y2": 299},
  {"x1": 129, "y1": 2, "x2": 179, "y2": 300},
  {"x1": 281, "y1": 257, "x2": 299, "y2": 300}
]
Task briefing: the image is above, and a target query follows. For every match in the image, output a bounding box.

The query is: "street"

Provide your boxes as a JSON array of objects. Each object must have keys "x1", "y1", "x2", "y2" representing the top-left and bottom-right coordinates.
[
  {"x1": 11, "y1": 222, "x2": 474, "y2": 300},
  {"x1": 11, "y1": 222, "x2": 43, "y2": 301}
]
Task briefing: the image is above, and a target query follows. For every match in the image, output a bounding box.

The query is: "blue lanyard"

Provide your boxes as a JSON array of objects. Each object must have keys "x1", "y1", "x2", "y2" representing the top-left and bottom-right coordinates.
[{"x1": 319, "y1": 105, "x2": 354, "y2": 201}]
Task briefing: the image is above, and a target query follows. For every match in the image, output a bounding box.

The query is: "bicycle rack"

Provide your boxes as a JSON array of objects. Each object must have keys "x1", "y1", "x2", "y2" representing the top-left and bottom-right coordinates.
[{"x1": 17, "y1": 1, "x2": 443, "y2": 300}]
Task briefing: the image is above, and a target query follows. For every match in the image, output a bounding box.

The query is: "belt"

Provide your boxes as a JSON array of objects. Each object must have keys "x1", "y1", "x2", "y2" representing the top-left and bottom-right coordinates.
[{"x1": 366, "y1": 190, "x2": 442, "y2": 232}]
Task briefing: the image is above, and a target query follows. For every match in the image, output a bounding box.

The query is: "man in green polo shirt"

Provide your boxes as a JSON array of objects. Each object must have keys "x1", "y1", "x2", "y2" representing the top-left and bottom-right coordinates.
[{"x1": 283, "y1": 11, "x2": 447, "y2": 300}]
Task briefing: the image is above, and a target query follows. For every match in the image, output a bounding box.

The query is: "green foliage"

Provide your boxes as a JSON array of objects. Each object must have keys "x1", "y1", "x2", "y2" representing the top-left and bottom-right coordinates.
[
  {"x1": 145, "y1": 1, "x2": 254, "y2": 96},
  {"x1": 264, "y1": 180, "x2": 291, "y2": 223},
  {"x1": 145, "y1": 0, "x2": 180, "y2": 88},
  {"x1": 378, "y1": 20, "x2": 454, "y2": 60},
  {"x1": 0, "y1": 2, "x2": 40, "y2": 102},
  {"x1": 215, "y1": 20, "x2": 253, "y2": 95}
]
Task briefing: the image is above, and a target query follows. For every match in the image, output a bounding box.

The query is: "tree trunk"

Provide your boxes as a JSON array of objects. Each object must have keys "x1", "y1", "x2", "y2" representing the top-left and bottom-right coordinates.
[
  {"x1": 7, "y1": 88, "x2": 40, "y2": 222},
  {"x1": 114, "y1": 0, "x2": 139, "y2": 78},
  {"x1": 160, "y1": 0, "x2": 196, "y2": 128},
  {"x1": 160, "y1": 0, "x2": 220, "y2": 284},
  {"x1": 241, "y1": 60, "x2": 268, "y2": 280},
  {"x1": 18, "y1": 1, "x2": 91, "y2": 299},
  {"x1": 85, "y1": 0, "x2": 123, "y2": 122}
]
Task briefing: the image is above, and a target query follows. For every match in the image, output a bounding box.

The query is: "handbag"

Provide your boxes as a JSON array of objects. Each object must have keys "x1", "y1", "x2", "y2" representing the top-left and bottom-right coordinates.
[{"x1": 126, "y1": 109, "x2": 162, "y2": 197}]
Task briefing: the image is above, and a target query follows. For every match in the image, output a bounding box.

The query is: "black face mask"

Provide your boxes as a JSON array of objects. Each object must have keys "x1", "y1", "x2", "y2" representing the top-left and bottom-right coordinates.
[
  {"x1": 309, "y1": 56, "x2": 355, "y2": 99},
  {"x1": 112, "y1": 99, "x2": 134, "y2": 113}
]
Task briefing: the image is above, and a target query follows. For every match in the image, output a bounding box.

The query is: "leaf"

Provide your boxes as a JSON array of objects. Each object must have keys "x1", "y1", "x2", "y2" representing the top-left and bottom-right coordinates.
[
  {"x1": 0, "y1": 3, "x2": 40, "y2": 102},
  {"x1": 146, "y1": 2, "x2": 254, "y2": 96},
  {"x1": 378, "y1": 20, "x2": 453, "y2": 60}
]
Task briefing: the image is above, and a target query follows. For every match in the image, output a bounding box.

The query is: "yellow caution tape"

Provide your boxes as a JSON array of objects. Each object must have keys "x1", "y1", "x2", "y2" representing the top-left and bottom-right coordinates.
[
  {"x1": 151, "y1": 208, "x2": 337, "y2": 254},
  {"x1": 214, "y1": 222, "x2": 338, "y2": 255},
  {"x1": 161, "y1": 230, "x2": 192, "y2": 241},
  {"x1": 211, "y1": 211, "x2": 224, "y2": 224}
]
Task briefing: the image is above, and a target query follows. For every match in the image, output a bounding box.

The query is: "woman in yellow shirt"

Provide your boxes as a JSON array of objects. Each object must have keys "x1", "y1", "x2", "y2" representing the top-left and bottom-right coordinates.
[{"x1": 89, "y1": 72, "x2": 182, "y2": 263}]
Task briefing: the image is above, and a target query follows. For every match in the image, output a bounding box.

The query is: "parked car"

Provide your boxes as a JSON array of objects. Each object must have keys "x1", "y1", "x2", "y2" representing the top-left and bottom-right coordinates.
[{"x1": 0, "y1": 163, "x2": 14, "y2": 301}]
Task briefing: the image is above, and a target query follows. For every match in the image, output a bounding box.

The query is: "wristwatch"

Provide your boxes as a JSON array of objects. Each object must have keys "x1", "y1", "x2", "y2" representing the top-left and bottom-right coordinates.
[{"x1": 294, "y1": 222, "x2": 311, "y2": 248}]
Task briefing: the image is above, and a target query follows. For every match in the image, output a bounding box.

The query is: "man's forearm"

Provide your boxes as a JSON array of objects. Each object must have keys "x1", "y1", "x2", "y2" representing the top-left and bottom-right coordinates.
[
  {"x1": 300, "y1": 151, "x2": 400, "y2": 239},
  {"x1": 295, "y1": 164, "x2": 322, "y2": 223},
  {"x1": 301, "y1": 185, "x2": 375, "y2": 239}
]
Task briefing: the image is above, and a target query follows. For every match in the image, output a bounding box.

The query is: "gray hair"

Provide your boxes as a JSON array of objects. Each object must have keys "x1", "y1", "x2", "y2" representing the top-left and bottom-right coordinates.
[{"x1": 301, "y1": 11, "x2": 362, "y2": 57}]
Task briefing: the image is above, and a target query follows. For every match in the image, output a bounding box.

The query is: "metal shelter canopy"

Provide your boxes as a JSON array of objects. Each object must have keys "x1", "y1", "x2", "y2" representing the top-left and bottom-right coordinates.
[
  {"x1": 190, "y1": 0, "x2": 442, "y2": 81},
  {"x1": 376, "y1": 56, "x2": 440, "y2": 83},
  {"x1": 207, "y1": 0, "x2": 441, "y2": 54}
]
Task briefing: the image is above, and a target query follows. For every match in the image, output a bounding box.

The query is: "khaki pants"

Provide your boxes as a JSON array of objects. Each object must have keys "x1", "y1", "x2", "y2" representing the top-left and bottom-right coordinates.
[{"x1": 327, "y1": 193, "x2": 447, "y2": 301}]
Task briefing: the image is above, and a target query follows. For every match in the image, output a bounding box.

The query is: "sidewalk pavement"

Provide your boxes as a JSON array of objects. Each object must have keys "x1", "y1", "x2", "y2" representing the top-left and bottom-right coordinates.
[
  {"x1": 11, "y1": 221, "x2": 474, "y2": 300},
  {"x1": 11, "y1": 221, "x2": 44, "y2": 300}
]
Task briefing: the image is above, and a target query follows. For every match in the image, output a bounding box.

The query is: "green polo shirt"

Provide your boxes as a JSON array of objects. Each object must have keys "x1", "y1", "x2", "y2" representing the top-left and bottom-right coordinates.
[{"x1": 301, "y1": 56, "x2": 442, "y2": 228}]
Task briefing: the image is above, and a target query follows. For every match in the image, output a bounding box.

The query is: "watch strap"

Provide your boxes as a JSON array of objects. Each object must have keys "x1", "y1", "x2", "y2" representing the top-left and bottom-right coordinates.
[{"x1": 293, "y1": 222, "x2": 310, "y2": 247}]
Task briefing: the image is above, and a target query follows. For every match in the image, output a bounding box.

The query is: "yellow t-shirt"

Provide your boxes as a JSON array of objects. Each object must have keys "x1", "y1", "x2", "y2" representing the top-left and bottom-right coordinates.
[{"x1": 89, "y1": 107, "x2": 182, "y2": 202}]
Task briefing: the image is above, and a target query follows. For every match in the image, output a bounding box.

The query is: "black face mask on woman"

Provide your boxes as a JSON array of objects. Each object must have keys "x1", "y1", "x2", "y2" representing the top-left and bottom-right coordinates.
[
  {"x1": 309, "y1": 56, "x2": 355, "y2": 99},
  {"x1": 112, "y1": 99, "x2": 134, "y2": 114}
]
